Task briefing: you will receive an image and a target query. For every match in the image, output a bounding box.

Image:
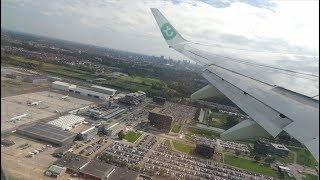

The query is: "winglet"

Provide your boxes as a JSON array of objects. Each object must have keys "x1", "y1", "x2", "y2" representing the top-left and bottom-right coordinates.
[{"x1": 150, "y1": 8, "x2": 187, "y2": 47}]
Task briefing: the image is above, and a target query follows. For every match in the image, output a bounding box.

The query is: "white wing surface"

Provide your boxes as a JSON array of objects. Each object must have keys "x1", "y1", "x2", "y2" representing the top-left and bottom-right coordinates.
[{"x1": 151, "y1": 8, "x2": 319, "y2": 161}]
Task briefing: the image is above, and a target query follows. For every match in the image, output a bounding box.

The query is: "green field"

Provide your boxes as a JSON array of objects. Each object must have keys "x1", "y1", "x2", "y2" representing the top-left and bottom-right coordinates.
[
  {"x1": 172, "y1": 140, "x2": 194, "y2": 154},
  {"x1": 3, "y1": 55, "x2": 96, "y2": 81},
  {"x1": 187, "y1": 127, "x2": 220, "y2": 139},
  {"x1": 209, "y1": 113, "x2": 228, "y2": 127},
  {"x1": 303, "y1": 173, "x2": 319, "y2": 180},
  {"x1": 124, "y1": 131, "x2": 142, "y2": 143},
  {"x1": 224, "y1": 154, "x2": 279, "y2": 177},
  {"x1": 2, "y1": 55, "x2": 177, "y2": 96},
  {"x1": 289, "y1": 147, "x2": 318, "y2": 167},
  {"x1": 171, "y1": 124, "x2": 182, "y2": 133},
  {"x1": 164, "y1": 139, "x2": 172, "y2": 150}
]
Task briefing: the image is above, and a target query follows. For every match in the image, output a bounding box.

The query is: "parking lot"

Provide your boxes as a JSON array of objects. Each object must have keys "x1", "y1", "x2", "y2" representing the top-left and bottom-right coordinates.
[
  {"x1": 161, "y1": 102, "x2": 197, "y2": 124},
  {"x1": 141, "y1": 141, "x2": 273, "y2": 180},
  {"x1": 1, "y1": 91, "x2": 93, "y2": 131}
]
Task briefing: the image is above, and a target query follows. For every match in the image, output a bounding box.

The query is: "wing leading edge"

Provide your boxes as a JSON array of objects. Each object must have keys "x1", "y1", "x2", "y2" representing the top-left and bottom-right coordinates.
[{"x1": 151, "y1": 8, "x2": 319, "y2": 161}]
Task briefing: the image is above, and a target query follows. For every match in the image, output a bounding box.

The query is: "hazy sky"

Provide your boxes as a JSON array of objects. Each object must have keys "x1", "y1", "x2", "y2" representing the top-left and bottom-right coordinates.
[{"x1": 1, "y1": 0, "x2": 319, "y2": 60}]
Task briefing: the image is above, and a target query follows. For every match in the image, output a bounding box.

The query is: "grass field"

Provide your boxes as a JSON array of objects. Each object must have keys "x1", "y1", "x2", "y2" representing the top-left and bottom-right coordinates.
[
  {"x1": 187, "y1": 127, "x2": 220, "y2": 139},
  {"x1": 289, "y1": 147, "x2": 318, "y2": 167},
  {"x1": 164, "y1": 139, "x2": 172, "y2": 150},
  {"x1": 171, "y1": 124, "x2": 182, "y2": 133},
  {"x1": 224, "y1": 154, "x2": 279, "y2": 177},
  {"x1": 209, "y1": 113, "x2": 228, "y2": 127},
  {"x1": 3, "y1": 55, "x2": 175, "y2": 95},
  {"x1": 302, "y1": 173, "x2": 318, "y2": 180},
  {"x1": 172, "y1": 140, "x2": 195, "y2": 154},
  {"x1": 124, "y1": 131, "x2": 142, "y2": 143},
  {"x1": 4, "y1": 55, "x2": 96, "y2": 81}
]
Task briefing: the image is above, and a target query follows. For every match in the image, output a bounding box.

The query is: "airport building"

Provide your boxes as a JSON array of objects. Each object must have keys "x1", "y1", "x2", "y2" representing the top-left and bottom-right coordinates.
[
  {"x1": 69, "y1": 87, "x2": 110, "y2": 100},
  {"x1": 47, "y1": 114, "x2": 85, "y2": 131},
  {"x1": 91, "y1": 85, "x2": 117, "y2": 96},
  {"x1": 78, "y1": 126, "x2": 98, "y2": 141},
  {"x1": 52, "y1": 81, "x2": 76, "y2": 91},
  {"x1": 148, "y1": 109, "x2": 173, "y2": 133},
  {"x1": 152, "y1": 96, "x2": 166, "y2": 105},
  {"x1": 23, "y1": 75, "x2": 47, "y2": 83},
  {"x1": 51, "y1": 81, "x2": 111, "y2": 100},
  {"x1": 79, "y1": 159, "x2": 115, "y2": 180},
  {"x1": 270, "y1": 143, "x2": 290, "y2": 157},
  {"x1": 195, "y1": 143, "x2": 215, "y2": 158},
  {"x1": 16, "y1": 123, "x2": 76, "y2": 146},
  {"x1": 254, "y1": 139, "x2": 289, "y2": 157},
  {"x1": 119, "y1": 91, "x2": 146, "y2": 105},
  {"x1": 45, "y1": 165, "x2": 66, "y2": 178},
  {"x1": 53, "y1": 152, "x2": 90, "y2": 173}
]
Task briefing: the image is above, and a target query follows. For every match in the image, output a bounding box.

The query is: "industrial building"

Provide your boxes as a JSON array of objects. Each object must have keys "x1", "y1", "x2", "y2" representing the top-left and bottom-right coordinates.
[
  {"x1": 152, "y1": 96, "x2": 166, "y2": 105},
  {"x1": 79, "y1": 159, "x2": 115, "y2": 180},
  {"x1": 148, "y1": 109, "x2": 173, "y2": 133},
  {"x1": 69, "y1": 87, "x2": 110, "y2": 100},
  {"x1": 195, "y1": 143, "x2": 215, "y2": 158},
  {"x1": 52, "y1": 81, "x2": 76, "y2": 91},
  {"x1": 51, "y1": 81, "x2": 111, "y2": 100},
  {"x1": 91, "y1": 85, "x2": 117, "y2": 96},
  {"x1": 106, "y1": 123, "x2": 123, "y2": 136},
  {"x1": 53, "y1": 152, "x2": 90, "y2": 173},
  {"x1": 270, "y1": 143, "x2": 290, "y2": 157},
  {"x1": 47, "y1": 114, "x2": 85, "y2": 131},
  {"x1": 253, "y1": 139, "x2": 289, "y2": 157},
  {"x1": 78, "y1": 126, "x2": 98, "y2": 141},
  {"x1": 103, "y1": 108, "x2": 126, "y2": 120},
  {"x1": 119, "y1": 91, "x2": 146, "y2": 105},
  {"x1": 81, "y1": 107, "x2": 126, "y2": 120},
  {"x1": 45, "y1": 165, "x2": 66, "y2": 178},
  {"x1": 107, "y1": 167, "x2": 139, "y2": 180},
  {"x1": 23, "y1": 75, "x2": 47, "y2": 83},
  {"x1": 16, "y1": 123, "x2": 76, "y2": 146}
]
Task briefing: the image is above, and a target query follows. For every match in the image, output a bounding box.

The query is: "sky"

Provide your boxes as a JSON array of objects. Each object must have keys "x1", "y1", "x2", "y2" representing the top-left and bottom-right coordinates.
[{"x1": 1, "y1": 0, "x2": 319, "y2": 60}]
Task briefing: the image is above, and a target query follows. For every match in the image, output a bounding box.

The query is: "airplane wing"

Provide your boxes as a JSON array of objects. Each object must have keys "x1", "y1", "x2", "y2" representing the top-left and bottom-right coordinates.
[{"x1": 150, "y1": 8, "x2": 319, "y2": 161}]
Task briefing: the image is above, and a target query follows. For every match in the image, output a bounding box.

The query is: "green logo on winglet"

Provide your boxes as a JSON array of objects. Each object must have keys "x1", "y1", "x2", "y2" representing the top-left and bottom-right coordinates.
[{"x1": 161, "y1": 23, "x2": 176, "y2": 40}]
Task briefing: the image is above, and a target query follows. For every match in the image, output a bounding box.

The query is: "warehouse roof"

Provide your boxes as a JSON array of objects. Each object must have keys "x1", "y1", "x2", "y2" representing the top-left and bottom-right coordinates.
[
  {"x1": 48, "y1": 115, "x2": 85, "y2": 130},
  {"x1": 80, "y1": 159, "x2": 115, "y2": 179},
  {"x1": 17, "y1": 123, "x2": 76, "y2": 143},
  {"x1": 52, "y1": 81, "x2": 73, "y2": 86},
  {"x1": 270, "y1": 143, "x2": 289, "y2": 151},
  {"x1": 91, "y1": 85, "x2": 117, "y2": 92},
  {"x1": 108, "y1": 167, "x2": 139, "y2": 180},
  {"x1": 54, "y1": 152, "x2": 90, "y2": 171}
]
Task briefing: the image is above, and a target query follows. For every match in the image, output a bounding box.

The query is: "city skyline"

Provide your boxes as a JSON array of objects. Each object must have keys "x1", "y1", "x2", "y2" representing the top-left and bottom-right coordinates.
[{"x1": 1, "y1": 0, "x2": 319, "y2": 60}]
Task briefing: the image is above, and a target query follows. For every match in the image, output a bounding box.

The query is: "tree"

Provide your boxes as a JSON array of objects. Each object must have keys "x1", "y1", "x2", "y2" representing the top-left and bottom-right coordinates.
[
  {"x1": 118, "y1": 130, "x2": 125, "y2": 140},
  {"x1": 265, "y1": 156, "x2": 276, "y2": 164},
  {"x1": 223, "y1": 115, "x2": 239, "y2": 129},
  {"x1": 254, "y1": 155, "x2": 261, "y2": 162}
]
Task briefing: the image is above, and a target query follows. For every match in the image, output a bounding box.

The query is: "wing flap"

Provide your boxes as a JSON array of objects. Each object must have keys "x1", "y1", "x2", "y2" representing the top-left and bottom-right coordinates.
[{"x1": 202, "y1": 70, "x2": 292, "y2": 137}]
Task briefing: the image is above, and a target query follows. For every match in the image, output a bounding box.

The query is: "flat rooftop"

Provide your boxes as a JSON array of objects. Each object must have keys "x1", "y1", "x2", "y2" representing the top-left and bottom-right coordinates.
[
  {"x1": 80, "y1": 159, "x2": 115, "y2": 179},
  {"x1": 108, "y1": 167, "x2": 139, "y2": 180},
  {"x1": 270, "y1": 143, "x2": 289, "y2": 151},
  {"x1": 53, "y1": 152, "x2": 90, "y2": 171},
  {"x1": 16, "y1": 122, "x2": 76, "y2": 143},
  {"x1": 91, "y1": 85, "x2": 116, "y2": 92}
]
